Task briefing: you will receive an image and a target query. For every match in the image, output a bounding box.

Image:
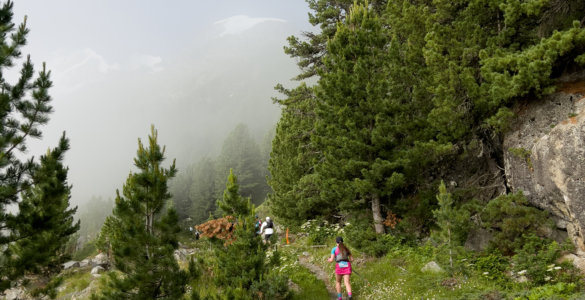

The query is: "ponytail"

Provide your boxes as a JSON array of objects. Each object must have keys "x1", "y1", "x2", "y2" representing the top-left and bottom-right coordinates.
[{"x1": 338, "y1": 242, "x2": 351, "y2": 257}]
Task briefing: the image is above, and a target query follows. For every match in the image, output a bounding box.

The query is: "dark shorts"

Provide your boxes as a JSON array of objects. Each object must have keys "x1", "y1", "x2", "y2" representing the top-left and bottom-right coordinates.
[{"x1": 264, "y1": 234, "x2": 272, "y2": 241}]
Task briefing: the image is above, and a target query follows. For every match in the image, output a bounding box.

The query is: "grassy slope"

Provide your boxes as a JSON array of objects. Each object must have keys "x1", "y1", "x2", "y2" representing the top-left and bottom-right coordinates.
[
  {"x1": 285, "y1": 234, "x2": 585, "y2": 300},
  {"x1": 53, "y1": 225, "x2": 585, "y2": 299}
]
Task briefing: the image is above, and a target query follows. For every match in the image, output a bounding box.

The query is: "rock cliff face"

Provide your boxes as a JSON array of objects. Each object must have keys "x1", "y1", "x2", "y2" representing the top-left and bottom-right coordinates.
[{"x1": 504, "y1": 75, "x2": 585, "y2": 253}]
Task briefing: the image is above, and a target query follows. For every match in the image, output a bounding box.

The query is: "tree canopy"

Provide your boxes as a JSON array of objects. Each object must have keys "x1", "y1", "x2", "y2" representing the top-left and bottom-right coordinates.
[{"x1": 269, "y1": 0, "x2": 585, "y2": 232}]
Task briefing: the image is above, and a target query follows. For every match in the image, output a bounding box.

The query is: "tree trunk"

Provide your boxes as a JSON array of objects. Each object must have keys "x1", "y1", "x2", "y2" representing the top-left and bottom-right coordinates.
[{"x1": 371, "y1": 193, "x2": 385, "y2": 234}]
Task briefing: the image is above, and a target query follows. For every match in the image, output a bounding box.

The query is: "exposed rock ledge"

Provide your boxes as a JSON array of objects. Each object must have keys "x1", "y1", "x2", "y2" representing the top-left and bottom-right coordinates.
[{"x1": 504, "y1": 75, "x2": 585, "y2": 254}]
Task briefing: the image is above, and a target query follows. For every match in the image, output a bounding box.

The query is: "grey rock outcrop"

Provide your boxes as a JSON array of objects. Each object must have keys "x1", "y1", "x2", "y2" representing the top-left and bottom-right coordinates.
[
  {"x1": 79, "y1": 258, "x2": 91, "y2": 268},
  {"x1": 92, "y1": 253, "x2": 108, "y2": 267},
  {"x1": 91, "y1": 266, "x2": 105, "y2": 278},
  {"x1": 3, "y1": 287, "x2": 28, "y2": 300},
  {"x1": 504, "y1": 78, "x2": 585, "y2": 252},
  {"x1": 62, "y1": 260, "x2": 80, "y2": 270}
]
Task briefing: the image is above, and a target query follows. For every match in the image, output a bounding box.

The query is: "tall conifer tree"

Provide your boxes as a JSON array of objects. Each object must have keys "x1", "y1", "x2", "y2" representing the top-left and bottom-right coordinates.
[
  {"x1": 4, "y1": 134, "x2": 78, "y2": 289},
  {"x1": 189, "y1": 156, "x2": 218, "y2": 223},
  {"x1": 217, "y1": 168, "x2": 252, "y2": 217},
  {"x1": 215, "y1": 124, "x2": 266, "y2": 205},
  {"x1": 97, "y1": 126, "x2": 188, "y2": 299},
  {"x1": 268, "y1": 83, "x2": 327, "y2": 223},
  {"x1": 214, "y1": 170, "x2": 274, "y2": 298},
  {"x1": 0, "y1": 0, "x2": 72, "y2": 291},
  {"x1": 313, "y1": 2, "x2": 395, "y2": 233}
]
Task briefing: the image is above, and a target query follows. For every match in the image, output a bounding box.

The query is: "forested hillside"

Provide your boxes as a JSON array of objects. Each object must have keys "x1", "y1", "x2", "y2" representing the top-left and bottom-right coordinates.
[
  {"x1": 170, "y1": 123, "x2": 272, "y2": 225},
  {"x1": 270, "y1": 0, "x2": 585, "y2": 235}
]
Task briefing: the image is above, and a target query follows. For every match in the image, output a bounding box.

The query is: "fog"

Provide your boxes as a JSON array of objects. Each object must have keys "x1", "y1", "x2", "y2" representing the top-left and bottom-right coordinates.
[{"x1": 11, "y1": 1, "x2": 311, "y2": 208}]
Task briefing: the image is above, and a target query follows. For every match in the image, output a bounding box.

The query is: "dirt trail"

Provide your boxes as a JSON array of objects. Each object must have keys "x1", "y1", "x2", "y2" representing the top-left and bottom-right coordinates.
[{"x1": 298, "y1": 254, "x2": 338, "y2": 299}]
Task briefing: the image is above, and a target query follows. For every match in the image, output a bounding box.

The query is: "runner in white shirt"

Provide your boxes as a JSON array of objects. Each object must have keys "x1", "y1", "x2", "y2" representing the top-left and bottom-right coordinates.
[{"x1": 259, "y1": 216, "x2": 274, "y2": 242}]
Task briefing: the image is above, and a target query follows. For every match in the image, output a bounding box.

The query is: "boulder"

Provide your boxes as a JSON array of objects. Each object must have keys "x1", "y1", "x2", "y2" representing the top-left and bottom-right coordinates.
[
  {"x1": 421, "y1": 261, "x2": 444, "y2": 273},
  {"x1": 62, "y1": 260, "x2": 80, "y2": 270},
  {"x1": 504, "y1": 77, "x2": 585, "y2": 251},
  {"x1": 4, "y1": 287, "x2": 27, "y2": 300},
  {"x1": 79, "y1": 258, "x2": 91, "y2": 268},
  {"x1": 91, "y1": 266, "x2": 105, "y2": 278},
  {"x1": 174, "y1": 249, "x2": 187, "y2": 262},
  {"x1": 92, "y1": 253, "x2": 108, "y2": 267},
  {"x1": 559, "y1": 253, "x2": 585, "y2": 273}
]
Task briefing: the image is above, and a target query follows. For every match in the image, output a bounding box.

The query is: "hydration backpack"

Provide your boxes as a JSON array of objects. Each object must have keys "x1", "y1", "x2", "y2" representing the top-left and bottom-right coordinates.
[
  {"x1": 335, "y1": 249, "x2": 349, "y2": 262},
  {"x1": 266, "y1": 219, "x2": 273, "y2": 229}
]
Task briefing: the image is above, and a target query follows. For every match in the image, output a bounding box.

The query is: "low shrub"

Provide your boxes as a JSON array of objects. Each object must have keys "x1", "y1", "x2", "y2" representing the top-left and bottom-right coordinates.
[
  {"x1": 300, "y1": 219, "x2": 342, "y2": 245},
  {"x1": 341, "y1": 214, "x2": 406, "y2": 256},
  {"x1": 250, "y1": 272, "x2": 292, "y2": 300},
  {"x1": 513, "y1": 282, "x2": 577, "y2": 300},
  {"x1": 481, "y1": 192, "x2": 551, "y2": 255},
  {"x1": 475, "y1": 252, "x2": 510, "y2": 285},
  {"x1": 512, "y1": 234, "x2": 581, "y2": 287}
]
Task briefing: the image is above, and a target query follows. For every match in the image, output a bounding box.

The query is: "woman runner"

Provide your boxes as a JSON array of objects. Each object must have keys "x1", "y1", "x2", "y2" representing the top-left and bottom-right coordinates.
[{"x1": 328, "y1": 236, "x2": 352, "y2": 299}]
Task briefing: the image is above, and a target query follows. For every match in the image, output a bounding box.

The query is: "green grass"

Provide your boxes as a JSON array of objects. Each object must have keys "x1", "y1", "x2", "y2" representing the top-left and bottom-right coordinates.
[
  {"x1": 289, "y1": 266, "x2": 330, "y2": 300},
  {"x1": 55, "y1": 227, "x2": 585, "y2": 299},
  {"x1": 56, "y1": 271, "x2": 92, "y2": 298},
  {"x1": 276, "y1": 232, "x2": 585, "y2": 300},
  {"x1": 278, "y1": 244, "x2": 330, "y2": 300}
]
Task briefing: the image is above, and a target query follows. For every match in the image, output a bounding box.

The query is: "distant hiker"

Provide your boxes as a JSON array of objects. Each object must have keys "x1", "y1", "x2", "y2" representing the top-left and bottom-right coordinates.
[
  {"x1": 328, "y1": 236, "x2": 352, "y2": 300},
  {"x1": 260, "y1": 216, "x2": 274, "y2": 242},
  {"x1": 195, "y1": 230, "x2": 200, "y2": 240},
  {"x1": 254, "y1": 215, "x2": 262, "y2": 235}
]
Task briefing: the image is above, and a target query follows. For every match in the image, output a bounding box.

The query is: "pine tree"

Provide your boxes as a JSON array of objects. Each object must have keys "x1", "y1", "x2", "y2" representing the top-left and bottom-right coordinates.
[
  {"x1": 268, "y1": 83, "x2": 328, "y2": 223},
  {"x1": 0, "y1": 0, "x2": 68, "y2": 291},
  {"x1": 215, "y1": 124, "x2": 265, "y2": 205},
  {"x1": 432, "y1": 181, "x2": 461, "y2": 269},
  {"x1": 189, "y1": 156, "x2": 218, "y2": 223},
  {"x1": 213, "y1": 170, "x2": 272, "y2": 298},
  {"x1": 284, "y1": 0, "x2": 388, "y2": 80},
  {"x1": 4, "y1": 134, "x2": 79, "y2": 288},
  {"x1": 96, "y1": 126, "x2": 188, "y2": 299},
  {"x1": 312, "y1": 2, "x2": 397, "y2": 233},
  {"x1": 95, "y1": 215, "x2": 119, "y2": 259},
  {"x1": 272, "y1": 0, "x2": 585, "y2": 234},
  {"x1": 217, "y1": 169, "x2": 252, "y2": 218},
  {"x1": 169, "y1": 164, "x2": 194, "y2": 221}
]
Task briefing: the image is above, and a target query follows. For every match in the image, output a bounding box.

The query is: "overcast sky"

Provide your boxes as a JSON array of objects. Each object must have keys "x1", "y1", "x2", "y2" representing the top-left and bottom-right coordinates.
[{"x1": 10, "y1": 1, "x2": 312, "y2": 206}]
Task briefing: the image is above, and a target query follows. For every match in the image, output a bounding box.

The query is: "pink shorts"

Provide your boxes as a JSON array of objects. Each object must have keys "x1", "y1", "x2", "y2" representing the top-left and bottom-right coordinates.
[{"x1": 335, "y1": 261, "x2": 352, "y2": 275}]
